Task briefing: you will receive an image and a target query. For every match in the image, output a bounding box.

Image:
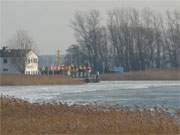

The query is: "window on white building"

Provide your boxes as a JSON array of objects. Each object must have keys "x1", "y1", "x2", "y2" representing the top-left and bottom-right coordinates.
[{"x1": 34, "y1": 58, "x2": 38, "y2": 63}]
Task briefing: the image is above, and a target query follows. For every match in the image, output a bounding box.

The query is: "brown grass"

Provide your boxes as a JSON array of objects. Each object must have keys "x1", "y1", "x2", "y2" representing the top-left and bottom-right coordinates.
[
  {"x1": 102, "y1": 69, "x2": 180, "y2": 80},
  {"x1": 1, "y1": 96, "x2": 179, "y2": 135},
  {"x1": 0, "y1": 74, "x2": 84, "y2": 86},
  {"x1": 1, "y1": 69, "x2": 179, "y2": 86}
]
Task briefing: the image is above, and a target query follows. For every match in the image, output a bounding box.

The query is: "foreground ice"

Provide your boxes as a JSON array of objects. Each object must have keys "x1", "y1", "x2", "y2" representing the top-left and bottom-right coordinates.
[{"x1": 0, "y1": 81, "x2": 180, "y2": 112}]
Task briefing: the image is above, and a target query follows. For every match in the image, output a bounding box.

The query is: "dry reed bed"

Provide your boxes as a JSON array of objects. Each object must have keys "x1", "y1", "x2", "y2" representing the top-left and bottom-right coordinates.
[
  {"x1": 1, "y1": 96, "x2": 180, "y2": 135},
  {"x1": 0, "y1": 74, "x2": 84, "y2": 85},
  {"x1": 102, "y1": 69, "x2": 180, "y2": 80}
]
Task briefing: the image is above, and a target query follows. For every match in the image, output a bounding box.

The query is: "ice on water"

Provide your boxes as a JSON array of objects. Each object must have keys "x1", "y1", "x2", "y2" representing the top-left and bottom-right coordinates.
[{"x1": 0, "y1": 81, "x2": 180, "y2": 111}]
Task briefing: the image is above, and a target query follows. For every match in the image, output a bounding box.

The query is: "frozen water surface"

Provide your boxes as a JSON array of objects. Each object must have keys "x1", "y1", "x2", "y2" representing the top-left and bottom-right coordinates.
[{"x1": 0, "y1": 81, "x2": 180, "y2": 111}]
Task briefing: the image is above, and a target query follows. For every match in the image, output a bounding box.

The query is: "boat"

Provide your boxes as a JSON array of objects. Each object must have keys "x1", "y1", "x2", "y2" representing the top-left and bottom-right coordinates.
[{"x1": 84, "y1": 78, "x2": 100, "y2": 83}]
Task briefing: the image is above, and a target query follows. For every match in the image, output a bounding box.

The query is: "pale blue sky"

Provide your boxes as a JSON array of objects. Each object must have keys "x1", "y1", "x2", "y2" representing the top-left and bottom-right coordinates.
[{"x1": 1, "y1": 0, "x2": 180, "y2": 54}]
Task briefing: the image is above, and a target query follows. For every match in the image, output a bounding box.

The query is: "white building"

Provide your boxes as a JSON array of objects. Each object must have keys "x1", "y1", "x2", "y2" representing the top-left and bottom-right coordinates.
[{"x1": 0, "y1": 47, "x2": 38, "y2": 75}]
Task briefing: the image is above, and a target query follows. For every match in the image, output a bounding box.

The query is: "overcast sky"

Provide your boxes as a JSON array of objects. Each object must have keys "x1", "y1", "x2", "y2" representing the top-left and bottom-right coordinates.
[{"x1": 1, "y1": 0, "x2": 180, "y2": 55}]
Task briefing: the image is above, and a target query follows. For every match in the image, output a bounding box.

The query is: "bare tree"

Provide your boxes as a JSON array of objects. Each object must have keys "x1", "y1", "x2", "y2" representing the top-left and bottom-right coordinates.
[
  {"x1": 65, "y1": 44, "x2": 87, "y2": 66},
  {"x1": 8, "y1": 30, "x2": 38, "y2": 52},
  {"x1": 165, "y1": 10, "x2": 180, "y2": 67},
  {"x1": 7, "y1": 30, "x2": 38, "y2": 73},
  {"x1": 107, "y1": 8, "x2": 180, "y2": 71},
  {"x1": 70, "y1": 8, "x2": 180, "y2": 72},
  {"x1": 71, "y1": 10, "x2": 109, "y2": 72}
]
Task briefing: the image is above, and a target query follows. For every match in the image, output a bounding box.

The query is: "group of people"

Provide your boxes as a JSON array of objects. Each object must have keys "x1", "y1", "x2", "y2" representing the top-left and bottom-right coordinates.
[{"x1": 40, "y1": 65, "x2": 92, "y2": 78}]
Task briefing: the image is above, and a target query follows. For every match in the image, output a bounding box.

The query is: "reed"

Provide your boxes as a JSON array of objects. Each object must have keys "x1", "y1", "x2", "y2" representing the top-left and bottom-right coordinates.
[
  {"x1": 101, "y1": 69, "x2": 180, "y2": 80},
  {"x1": 1, "y1": 96, "x2": 179, "y2": 135},
  {"x1": 0, "y1": 74, "x2": 84, "y2": 85}
]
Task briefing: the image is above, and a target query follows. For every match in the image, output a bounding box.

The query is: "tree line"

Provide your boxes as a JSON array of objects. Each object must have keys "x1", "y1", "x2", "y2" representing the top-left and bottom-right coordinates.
[{"x1": 65, "y1": 8, "x2": 180, "y2": 72}]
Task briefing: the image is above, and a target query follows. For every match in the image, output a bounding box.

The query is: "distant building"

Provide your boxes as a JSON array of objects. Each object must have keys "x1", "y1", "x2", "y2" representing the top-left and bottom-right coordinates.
[
  {"x1": 38, "y1": 55, "x2": 65, "y2": 67},
  {"x1": 111, "y1": 66, "x2": 124, "y2": 73},
  {"x1": 0, "y1": 47, "x2": 38, "y2": 75}
]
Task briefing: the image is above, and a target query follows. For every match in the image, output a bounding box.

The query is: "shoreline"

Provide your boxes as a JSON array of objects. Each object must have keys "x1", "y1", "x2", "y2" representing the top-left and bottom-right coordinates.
[{"x1": 0, "y1": 69, "x2": 179, "y2": 86}]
